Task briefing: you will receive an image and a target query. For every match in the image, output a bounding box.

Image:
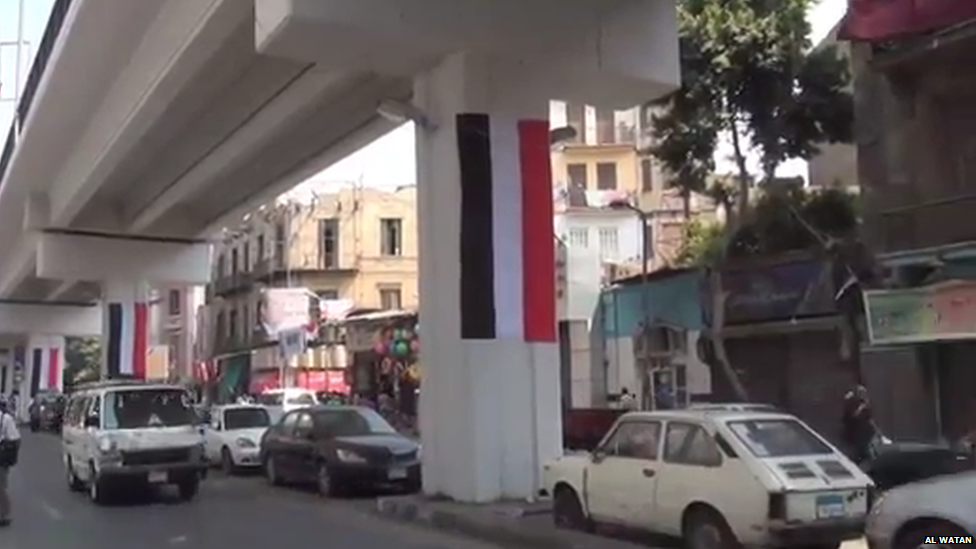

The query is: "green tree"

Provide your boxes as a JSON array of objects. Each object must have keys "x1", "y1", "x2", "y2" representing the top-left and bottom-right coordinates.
[
  {"x1": 649, "y1": 0, "x2": 853, "y2": 228},
  {"x1": 674, "y1": 219, "x2": 725, "y2": 266},
  {"x1": 64, "y1": 337, "x2": 101, "y2": 388}
]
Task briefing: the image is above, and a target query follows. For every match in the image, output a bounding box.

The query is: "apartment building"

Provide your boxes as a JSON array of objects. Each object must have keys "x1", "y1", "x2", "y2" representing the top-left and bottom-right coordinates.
[
  {"x1": 204, "y1": 185, "x2": 418, "y2": 366},
  {"x1": 550, "y1": 101, "x2": 716, "y2": 310},
  {"x1": 148, "y1": 285, "x2": 205, "y2": 382}
]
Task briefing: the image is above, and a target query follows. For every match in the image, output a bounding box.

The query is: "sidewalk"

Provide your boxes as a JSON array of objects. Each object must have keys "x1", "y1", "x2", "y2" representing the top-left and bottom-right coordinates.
[
  {"x1": 375, "y1": 495, "x2": 658, "y2": 549},
  {"x1": 374, "y1": 495, "x2": 869, "y2": 549}
]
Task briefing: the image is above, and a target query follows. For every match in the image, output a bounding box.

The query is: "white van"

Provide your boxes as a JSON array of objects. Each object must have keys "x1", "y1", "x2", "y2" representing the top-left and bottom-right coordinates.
[{"x1": 61, "y1": 380, "x2": 207, "y2": 505}]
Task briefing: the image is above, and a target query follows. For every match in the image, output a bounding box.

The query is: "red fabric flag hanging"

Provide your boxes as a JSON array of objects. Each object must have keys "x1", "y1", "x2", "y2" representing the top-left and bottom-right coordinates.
[{"x1": 839, "y1": 0, "x2": 976, "y2": 42}]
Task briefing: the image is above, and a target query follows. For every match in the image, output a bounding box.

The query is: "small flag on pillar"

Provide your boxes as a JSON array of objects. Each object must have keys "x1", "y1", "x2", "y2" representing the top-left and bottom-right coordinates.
[
  {"x1": 29, "y1": 347, "x2": 60, "y2": 395},
  {"x1": 107, "y1": 301, "x2": 149, "y2": 379}
]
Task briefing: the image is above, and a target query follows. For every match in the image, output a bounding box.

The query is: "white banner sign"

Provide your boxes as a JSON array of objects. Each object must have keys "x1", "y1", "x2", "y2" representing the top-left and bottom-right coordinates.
[{"x1": 262, "y1": 288, "x2": 311, "y2": 336}]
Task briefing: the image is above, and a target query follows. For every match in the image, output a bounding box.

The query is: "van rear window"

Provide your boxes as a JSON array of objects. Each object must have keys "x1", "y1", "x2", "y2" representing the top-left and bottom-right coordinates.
[{"x1": 727, "y1": 419, "x2": 832, "y2": 457}]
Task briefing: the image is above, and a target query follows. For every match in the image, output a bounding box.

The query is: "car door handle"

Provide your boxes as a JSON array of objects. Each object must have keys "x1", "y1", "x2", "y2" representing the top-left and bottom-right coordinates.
[{"x1": 642, "y1": 468, "x2": 655, "y2": 478}]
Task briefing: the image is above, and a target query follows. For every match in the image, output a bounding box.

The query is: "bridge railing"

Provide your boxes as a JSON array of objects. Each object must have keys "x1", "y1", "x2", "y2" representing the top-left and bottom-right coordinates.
[{"x1": 0, "y1": 0, "x2": 74, "y2": 183}]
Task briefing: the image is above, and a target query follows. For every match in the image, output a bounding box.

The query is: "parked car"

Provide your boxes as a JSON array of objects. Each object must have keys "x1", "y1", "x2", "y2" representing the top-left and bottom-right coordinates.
[
  {"x1": 29, "y1": 391, "x2": 66, "y2": 432},
  {"x1": 688, "y1": 402, "x2": 779, "y2": 413},
  {"x1": 543, "y1": 409, "x2": 873, "y2": 549},
  {"x1": 260, "y1": 405, "x2": 420, "y2": 497},
  {"x1": 256, "y1": 388, "x2": 318, "y2": 418},
  {"x1": 863, "y1": 439, "x2": 972, "y2": 491},
  {"x1": 62, "y1": 380, "x2": 207, "y2": 504},
  {"x1": 866, "y1": 471, "x2": 975, "y2": 549},
  {"x1": 204, "y1": 404, "x2": 271, "y2": 473}
]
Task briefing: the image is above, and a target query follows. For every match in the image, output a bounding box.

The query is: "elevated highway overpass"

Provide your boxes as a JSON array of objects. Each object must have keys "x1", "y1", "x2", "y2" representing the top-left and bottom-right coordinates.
[{"x1": 0, "y1": 0, "x2": 679, "y2": 502}]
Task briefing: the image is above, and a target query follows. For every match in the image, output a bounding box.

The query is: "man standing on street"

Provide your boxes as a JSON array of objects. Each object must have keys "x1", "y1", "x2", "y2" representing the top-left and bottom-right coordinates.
[{"x1": 0, "y1": 395, "x2": 21, "y2": 527}]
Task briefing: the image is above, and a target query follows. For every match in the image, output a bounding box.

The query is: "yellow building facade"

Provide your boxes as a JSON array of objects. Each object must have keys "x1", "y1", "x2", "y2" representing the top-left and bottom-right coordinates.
[{"x1": 205, "y1": 185, "x2": 417, "y2": 358}]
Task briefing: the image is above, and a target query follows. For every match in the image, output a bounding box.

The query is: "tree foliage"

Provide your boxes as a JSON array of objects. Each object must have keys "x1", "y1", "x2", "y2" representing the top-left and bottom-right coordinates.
[
  {"x1": 64, "y1": 336, "x2": 101, "y2": 388},
  {"x1": 649, "y1": 0, "x2": 854, "y2": 225},
  {"x1": 675, "y1": 187, "x2": 860, "y2": 266}
]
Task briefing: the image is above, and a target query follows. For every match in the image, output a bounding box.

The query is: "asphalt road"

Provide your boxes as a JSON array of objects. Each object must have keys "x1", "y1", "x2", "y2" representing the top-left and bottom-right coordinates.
[{"x1": 1, "y1": 432, "x2": 503, "y2": 549}]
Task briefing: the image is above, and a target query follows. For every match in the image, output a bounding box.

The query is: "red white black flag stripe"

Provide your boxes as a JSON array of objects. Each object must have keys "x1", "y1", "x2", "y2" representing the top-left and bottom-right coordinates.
[{"x1": 456, "y1": 113, "x2": 556, "y2": 342}]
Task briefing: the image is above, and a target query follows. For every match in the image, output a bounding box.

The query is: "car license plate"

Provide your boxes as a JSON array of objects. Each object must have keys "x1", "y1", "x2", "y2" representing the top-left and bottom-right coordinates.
[
  {"x1": 389, "y1": 467, "x2": 408, "y2": 480},
  {"x1": 147, "y1": 471, "x2": 168, "y2": 484},
  {"x1": 815, "y1": 494, "x2": 845, "y2": 519}
]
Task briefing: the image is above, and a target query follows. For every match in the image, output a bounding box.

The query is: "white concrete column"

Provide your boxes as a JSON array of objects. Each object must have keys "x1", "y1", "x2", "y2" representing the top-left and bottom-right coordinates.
[
  {"x1": 415, "y1": 52, "x2": 562, "y2": 502},
  {"x1": 102, "y1": 280, "x2": 151, "y2": 380},
  {"x1": 25, "y1": 335, "x2": 66, "y2": 396}
]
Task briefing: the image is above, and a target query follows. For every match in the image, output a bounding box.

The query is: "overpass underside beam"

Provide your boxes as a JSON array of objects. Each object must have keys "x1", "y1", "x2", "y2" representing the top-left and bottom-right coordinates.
[
  {"x1": 0, "y1": 303, "x2": 100, "y2": 337},
  {"x1": 35, "y1": 230, "x2": 211, "y2": 285},
  {"x1": 34, "y1": 231, "x2": 210, "y2": 382}
]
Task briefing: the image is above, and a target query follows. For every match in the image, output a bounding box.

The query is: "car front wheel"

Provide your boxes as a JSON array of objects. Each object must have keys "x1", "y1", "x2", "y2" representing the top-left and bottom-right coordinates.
[{"x1": 552, "y1": 486, "x2": 592, "y2": 532}]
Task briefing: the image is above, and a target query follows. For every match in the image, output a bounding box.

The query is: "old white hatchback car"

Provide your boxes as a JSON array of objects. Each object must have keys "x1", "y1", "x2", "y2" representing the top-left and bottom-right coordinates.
[{"x1": 543, "y1": 409, "x2": 873, "y2": 549}]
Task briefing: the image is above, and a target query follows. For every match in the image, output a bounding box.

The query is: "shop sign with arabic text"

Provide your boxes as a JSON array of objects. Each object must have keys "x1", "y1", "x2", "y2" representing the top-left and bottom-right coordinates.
[{"x1": 864, "y1": 280, "x2": 976, "y2": 345}]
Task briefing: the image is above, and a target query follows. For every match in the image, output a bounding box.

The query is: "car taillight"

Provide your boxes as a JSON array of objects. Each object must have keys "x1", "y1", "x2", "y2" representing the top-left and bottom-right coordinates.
[{"x1": 768, "y1": 493, "x2": 786, "y2": 520}]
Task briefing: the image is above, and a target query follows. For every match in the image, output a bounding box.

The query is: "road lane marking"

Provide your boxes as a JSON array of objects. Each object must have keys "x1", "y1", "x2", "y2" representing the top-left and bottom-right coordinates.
[
  {"x1": 38, "y1": 500, "x2": 64, "y2": 521},
  {"x1": 168, "y1": 535, "x2": 188, "y2": 544}
]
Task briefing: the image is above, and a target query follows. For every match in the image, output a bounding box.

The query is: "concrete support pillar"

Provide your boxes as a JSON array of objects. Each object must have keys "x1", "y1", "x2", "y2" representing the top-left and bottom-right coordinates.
[
  {"x1": 25, "y1": 334, "x2": 66, "y2": 396},
  {"x1": 102, "y1": 280, "x2": 151, "y2": 380},
  {"x1": 415, "y1": 52, "x2": 562, "y2": 502}
]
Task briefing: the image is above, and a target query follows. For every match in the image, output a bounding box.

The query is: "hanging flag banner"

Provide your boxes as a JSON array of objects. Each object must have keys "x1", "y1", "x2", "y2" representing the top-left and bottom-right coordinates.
[{"x1": 864, "y1": 279, "x2": 976, "y2": 345}]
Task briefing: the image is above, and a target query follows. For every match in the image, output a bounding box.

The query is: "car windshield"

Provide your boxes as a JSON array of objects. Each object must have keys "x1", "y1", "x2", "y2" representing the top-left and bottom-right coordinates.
[
  {"x1": 256, "y1": 393, "x2": 283, "y2": 406},
  {"x1": 224, "y1": 408, "x2": 270, "y2": 430},
  {"x1": 727, "y1": 418, "x2": 832, "y2": 457},
  {"x1": 103, "y1": 389, "x2": 195, "y2": 429},
  {"x1": 313, "y1": 408, "x2": 397, "y2": 437}
]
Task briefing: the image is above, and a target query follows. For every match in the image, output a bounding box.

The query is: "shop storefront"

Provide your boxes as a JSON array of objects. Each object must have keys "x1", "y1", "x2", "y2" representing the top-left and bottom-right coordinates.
[
  {"x1": 343, "y1": 311, "x2": 419, "y2": 434},
  {"x1": 249, "y1": 344, "x2": 349, "y2": 396},
  {"x1": 864, "y1": 279, "x2": 976, "y2": 442},
  {"x1": 706, "y1": 254, "x2": 856, "y2": 443}
]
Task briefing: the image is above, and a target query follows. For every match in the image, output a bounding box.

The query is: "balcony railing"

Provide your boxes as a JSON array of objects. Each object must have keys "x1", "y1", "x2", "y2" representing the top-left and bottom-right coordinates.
[{"x1": 0, "y1": 0, "x2": 74, "y2": 183}]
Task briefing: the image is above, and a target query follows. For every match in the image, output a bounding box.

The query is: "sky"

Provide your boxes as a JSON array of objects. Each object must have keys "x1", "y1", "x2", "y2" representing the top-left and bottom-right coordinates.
[{"x1": 0, "y1": 0, "x2": 848, "y2": 197}]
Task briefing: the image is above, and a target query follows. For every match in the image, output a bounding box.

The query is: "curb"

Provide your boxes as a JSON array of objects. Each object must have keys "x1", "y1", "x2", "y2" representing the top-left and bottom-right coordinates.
[{"x1": 375, "y1": 496, "x2": 648, "y2": 549}]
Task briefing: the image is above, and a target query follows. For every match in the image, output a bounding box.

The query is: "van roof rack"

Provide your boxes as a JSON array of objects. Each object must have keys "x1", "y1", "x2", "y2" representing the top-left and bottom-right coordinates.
[{"x1": 71, "y1": 378, "x2": 175, "y2": 391}]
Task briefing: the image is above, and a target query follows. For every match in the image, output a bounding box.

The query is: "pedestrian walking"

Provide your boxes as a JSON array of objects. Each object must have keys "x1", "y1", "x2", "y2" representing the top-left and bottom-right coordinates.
[
  {"x1": 0, "y1": 395, "x2": 22, "y2": 527},
  {"x1": 841, "y1": 385, "x2": 876, "y2": 464}
]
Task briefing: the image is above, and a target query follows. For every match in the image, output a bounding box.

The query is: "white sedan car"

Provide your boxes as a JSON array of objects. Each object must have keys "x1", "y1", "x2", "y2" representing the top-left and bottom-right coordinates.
[
  {"x1": 543, "y1": 409, "x2": 873, "y2": 549},
  {"x1": 866, "y1": 471, "x2": 975, "y2": 549},
  {"x1": 204, "y1": 405, "x2": 272, "y2": 473}
]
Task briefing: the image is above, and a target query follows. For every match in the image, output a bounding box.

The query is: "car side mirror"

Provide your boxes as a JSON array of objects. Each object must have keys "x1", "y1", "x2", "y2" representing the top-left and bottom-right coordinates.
[
  {"x1": 84, "y1": 415, "x2": 99, "y2": 428},
  {"x1": 591, "y1": 451, "x2": 606, "y2": 464}
]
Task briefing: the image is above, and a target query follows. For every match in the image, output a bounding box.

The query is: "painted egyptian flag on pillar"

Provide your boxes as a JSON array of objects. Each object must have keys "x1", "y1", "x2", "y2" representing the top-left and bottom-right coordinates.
[
  {"x1": 29, "y1": 347, "x2": 61, "y2": 395},
  {"x1": 106, "y1": 301, "x2": 149, "y2": 378},
  {"x1": 456, "y1": 113, "x2": 557, "y2": 342}
]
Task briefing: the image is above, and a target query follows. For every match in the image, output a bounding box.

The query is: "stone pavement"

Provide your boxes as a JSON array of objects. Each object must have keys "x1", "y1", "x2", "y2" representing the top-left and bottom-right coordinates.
[{"x1": 374, "y1": 495, "x2": 871, "y2": 549}]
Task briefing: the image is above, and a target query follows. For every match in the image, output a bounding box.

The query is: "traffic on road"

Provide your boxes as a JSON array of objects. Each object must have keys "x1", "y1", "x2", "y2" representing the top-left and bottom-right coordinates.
[
  {"x1": 0, "y1": 425, "x2": 502, "y2": 549},
  {"x1": 3, "y1": 381, "x2": 974, "y2": 549}
]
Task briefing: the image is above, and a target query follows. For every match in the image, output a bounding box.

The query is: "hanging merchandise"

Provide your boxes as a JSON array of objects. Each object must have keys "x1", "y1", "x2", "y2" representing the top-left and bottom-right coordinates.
[{"x1": 393, "y1": 340, "x2": 409, "y2": 356}]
